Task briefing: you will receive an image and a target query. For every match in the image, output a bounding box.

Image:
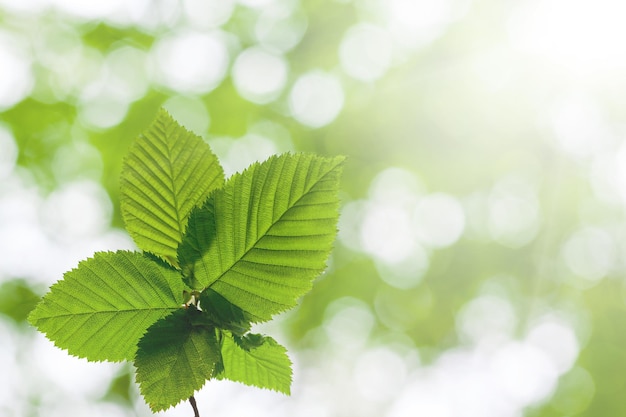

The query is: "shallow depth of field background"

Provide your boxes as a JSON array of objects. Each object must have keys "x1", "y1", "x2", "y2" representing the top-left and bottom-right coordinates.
[{"x1": 1, "y1": 0, "x2": 626, "y2": 416}]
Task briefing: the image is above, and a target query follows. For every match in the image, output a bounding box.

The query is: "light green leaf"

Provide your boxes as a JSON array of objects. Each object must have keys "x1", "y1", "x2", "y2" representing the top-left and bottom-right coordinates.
[
  {"x1": 217, "y1": 333, "x2": 292, "y2": 394},
  {"x1": 120, "y1": 109, "x2": 224, "y2": 267},
  {"x1": 28, "y1": 251, "x2": 184, "y2": 362},
  {"x1": 135, "y1": 308, "x2": 220, "y2": 412},
  {"x1": 179, "y1": 153, "x2": 345, "y2": 321}
]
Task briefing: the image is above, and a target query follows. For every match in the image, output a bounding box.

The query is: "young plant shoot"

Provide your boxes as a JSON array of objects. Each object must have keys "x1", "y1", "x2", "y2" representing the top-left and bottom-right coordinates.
[{"x1": 28, "y1": 109, "x2": 345, "y2": 413}]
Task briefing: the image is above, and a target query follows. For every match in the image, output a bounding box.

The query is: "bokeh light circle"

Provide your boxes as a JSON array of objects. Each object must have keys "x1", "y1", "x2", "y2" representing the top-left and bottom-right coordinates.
[
  {"x1": 151, "y1": 30, "x2": 229, "y2": 94},
  {"x1": 232, "y1": 47, "x2": 289, "y2": 104},
  {"x1": 288, "y1": 71, "x2": 345, "y2": 128},
  {"x1": 339, "y1": 23, "x2": 393, "y2": 82}
]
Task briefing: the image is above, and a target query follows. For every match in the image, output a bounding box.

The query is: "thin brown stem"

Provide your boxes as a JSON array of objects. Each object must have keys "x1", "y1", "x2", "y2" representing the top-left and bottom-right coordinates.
[{"x1": 189, "y1": 396, "x2": 200, "y2": 417}]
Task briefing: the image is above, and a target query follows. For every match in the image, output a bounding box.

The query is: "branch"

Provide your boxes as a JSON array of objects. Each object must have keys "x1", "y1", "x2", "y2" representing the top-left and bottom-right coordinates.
[{"x1": 190, "y1": 396, "x2": 200, "y2": 417}]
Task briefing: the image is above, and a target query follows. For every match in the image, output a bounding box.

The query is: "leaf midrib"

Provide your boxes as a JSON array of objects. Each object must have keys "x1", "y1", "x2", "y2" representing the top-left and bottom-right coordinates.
[
  {"x1": 156, "y1": 122, "x2": 185, "y2": 242},
  {"x1": 35, "y1": 307, "x2": 181, "y2": 319},
  {"x1": 207, "y1": 158, "x2": 342, "y2": 290}
]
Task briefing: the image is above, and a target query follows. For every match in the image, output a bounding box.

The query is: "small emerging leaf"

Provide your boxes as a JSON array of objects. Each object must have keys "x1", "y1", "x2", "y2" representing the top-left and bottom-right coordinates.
[
  {"x1": 216, "y1": 333, "x2": 292, "y2": 394},
  {"x1": 135, "y1": 308, "x2": 221, "y2": 412},
  {"x1": 28, "y1": 251, "x2": 184, "y2": 362},
  {"x1": 120, "y1": 109, "x2": 224, "y2": 267},
  {"x1": 179, "y1": 153, "x2": 345, "y2": 321}
]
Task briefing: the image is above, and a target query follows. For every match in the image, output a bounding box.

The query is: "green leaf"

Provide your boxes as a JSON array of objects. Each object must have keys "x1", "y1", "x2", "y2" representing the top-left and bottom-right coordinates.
[
  {"x1": 199, "y1": 288, "x2": 252, "y2": 335},
  {"x1": 217, "y1": 333, "x2": 292, "y2": 394},
  {"x1": 120, "y1": 109, "x2": 224, "y2": 267},
  {"x1": 28, "y1": 251, "x2": 184, "y2": 362},
  {"x1": 179, "y1": 153, "x2": 345, "y2": 321},
  {"x1": 135, "y1": 308, "x2": 221, "y2": 412}
]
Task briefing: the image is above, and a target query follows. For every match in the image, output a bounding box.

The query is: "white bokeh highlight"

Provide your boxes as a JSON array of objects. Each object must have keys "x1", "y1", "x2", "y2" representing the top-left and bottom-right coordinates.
[
  {"x1": 561, "y1": 227, "x2": 616, "y2": 282},
  {"x1": 383, "y1": 0, "x2": 454, "y2": 50},
  {"x1": 47, "y1": 0, "x2": 127, "y2": 20},
  {"x1": 183, "y1": 0, "x2": 235, "y2": 28},
  {"x1": 341, "y1": 167, "x2": 469, "y2": 287},
  {"x1": 551, "y1": 96, "x2": 614, "y2": 159},
  {"x1": 0, "y1": 124, "x2": 18, "y2": 179},
  {"x1": 413, "y1": 193, "x2": 465, "y2": 248},
  {"x1": 210, "y1": 133, "x2": 280, "y2": 178},
  {"x1": 339, "y1": 23, "x2": 393, "y2": 82},
  {"x1": 151, "y1": 30, "x2": 229, "y2": 94},
  {"x1": 456, "y1": 295, "x2": 517, "y2": 344},
  {"x1": 508, "y1": 0, "x2": 626, "y2": 77},
  {"x1": 487, "y1": 175, "x2": 541, "y2": 248},
  {"x1": 232, "y1": 47, "x2": 289, "y2": 104},
  {"x1": 289, "y1": 71, "x2": 345, "y2": 128},
  {"x1": 0, "y1": 32, "x2": 33, "y2": 109},
  {"x1": 163, "y1": 95, "x2": 211, "y2": 134},
  {"x1": 255, "y1": 8, "x2": 308, "y2": 53}
]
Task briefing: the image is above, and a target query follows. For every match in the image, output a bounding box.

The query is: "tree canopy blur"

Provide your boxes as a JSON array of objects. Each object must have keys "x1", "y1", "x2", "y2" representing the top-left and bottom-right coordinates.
[{"x1": 2, "y1": 0, "x2": 626, "y2": 416}]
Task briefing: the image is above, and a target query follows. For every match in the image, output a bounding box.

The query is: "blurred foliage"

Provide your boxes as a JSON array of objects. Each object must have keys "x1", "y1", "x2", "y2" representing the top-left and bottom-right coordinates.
[
  {"x1": 0, "y1": 279, "x2": 40, "y2": 324},
  {"x1": 3, "y1": 0, "x2": 626, "y2": 415},
  {"x1": 102, "y1": 367, "x2": 135, "y2": 407}
]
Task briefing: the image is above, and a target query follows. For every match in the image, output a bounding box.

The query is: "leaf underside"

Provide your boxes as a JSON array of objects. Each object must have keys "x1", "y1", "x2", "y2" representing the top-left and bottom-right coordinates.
[
  {"x1": 179, "y1": 153, "x2": 345, "y2": 321},
  {"x1": 120, "y1": 109, "x2": 224, "y2": 267},
  {"x1": 217, "y1": 333, "x2": 292, "y2": 394},
  {"x1": 28, "y1": 251, "x2": 184, "y2": 362},
  {"x1": 135, "y1": 309, "x2": 221, "y2": 412}
]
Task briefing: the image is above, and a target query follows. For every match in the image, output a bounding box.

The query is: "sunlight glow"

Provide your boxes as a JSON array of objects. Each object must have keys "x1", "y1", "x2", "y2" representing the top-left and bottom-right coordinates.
[
  {"x1": 551, "y1": 96, "x2": 614, "y2": 159},
  {"x1": 508, "y1": 0, "x2": 626, "y2": 77},
  {"x1": 384, "y1": 0, "x2": 453, "y2": 49},
  {"x1": 339, "y1": 23, "x2": 392, "y2": 82}
]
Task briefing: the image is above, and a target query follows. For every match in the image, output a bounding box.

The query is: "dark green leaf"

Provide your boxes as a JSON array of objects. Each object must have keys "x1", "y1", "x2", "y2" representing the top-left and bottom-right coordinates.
[
  {"x1": 199, "y1": 288, "x2": 252, "y2": 335},
  {"x1": 135, "y1": 308, "x2": 221, "y2": 412}
]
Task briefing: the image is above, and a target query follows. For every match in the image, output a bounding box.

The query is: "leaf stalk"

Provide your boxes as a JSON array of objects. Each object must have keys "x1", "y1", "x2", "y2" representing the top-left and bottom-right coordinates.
[{"x1": 190, "y1": 396, "x2": 200, "y2": 417}]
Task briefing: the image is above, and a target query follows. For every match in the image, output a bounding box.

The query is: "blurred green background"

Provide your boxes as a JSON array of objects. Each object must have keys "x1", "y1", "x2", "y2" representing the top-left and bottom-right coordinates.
[{"x1": 1, "y1": 0, "x2": 626, "y2": 416}]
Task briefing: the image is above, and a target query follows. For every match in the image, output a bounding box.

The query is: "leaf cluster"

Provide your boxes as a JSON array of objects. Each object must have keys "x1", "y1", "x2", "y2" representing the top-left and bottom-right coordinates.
[{"x1": 28, "y1": 109, "x2": 344, "y2": 411}]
